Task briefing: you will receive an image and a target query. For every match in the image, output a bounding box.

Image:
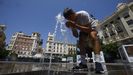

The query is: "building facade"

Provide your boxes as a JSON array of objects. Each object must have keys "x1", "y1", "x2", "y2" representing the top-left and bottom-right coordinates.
[
  {"x1": 45, "y1": 32, "x2": 77, "y2": 58},
  {"x1": 7, "y1": 32, "x2": 42, "y2": 57},
  {"x1": 100, "y1": 2, "x2": 133, "y2": 44}
]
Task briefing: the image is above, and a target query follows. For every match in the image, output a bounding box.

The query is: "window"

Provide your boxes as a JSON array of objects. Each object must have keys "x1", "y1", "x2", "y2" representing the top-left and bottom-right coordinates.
[
  {"x1": 24, "y1": 52, "x2": 26, "y2": 54},
  {"x1": 103, "y1": 32, "x2": 108, "y2": 38},
  {"x1": 17, "y1": 51, "x2": 20, "y2": 54},
  {"x1": 110, "y1": 21, "x2": 114, "y2": 24},
  {"x1": 117, "y1": 17, "x2": 120, "y2": 20},
  {"x1": 116, "y1": 27, "x2": 123, "y2": 33},
  {"x1": 49, "y1": 46, "x2": 51, "y2": 48},
  {"x1": 105, "y1": 24, "x2": 108, "y2": 27},
  {"x1": 131, "y1": 30, "x2": 133, "y2": 33},
  {"x1": 110, "y1": 30, "x2": 115, "y2": 36},
  {"x1": 126, "y1": 19, "x2": 133, "y2": 25},
  {"x1": 123, "y1": 12, "x2": 130, "y2": 19},
  {"x1": 49, "y1": 37, "x2": 53, "y2": 41},
  {"x1": 48, "y1": 49, "x2": 51, "y2": 51},
  {"x1": 20, "y1": 52, "x2": 23, "y2": 54}
]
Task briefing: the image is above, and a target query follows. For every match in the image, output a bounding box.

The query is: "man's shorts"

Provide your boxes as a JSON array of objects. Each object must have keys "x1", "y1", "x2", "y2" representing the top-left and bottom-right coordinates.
[{"x1": 78, "y1": 32, "x2": 94, "y2": 49}]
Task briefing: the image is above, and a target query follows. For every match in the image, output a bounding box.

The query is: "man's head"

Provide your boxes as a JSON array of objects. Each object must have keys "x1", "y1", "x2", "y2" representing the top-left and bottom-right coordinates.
[{"x1": 63, "y1": 8, "x2": 76, "y2": 21}]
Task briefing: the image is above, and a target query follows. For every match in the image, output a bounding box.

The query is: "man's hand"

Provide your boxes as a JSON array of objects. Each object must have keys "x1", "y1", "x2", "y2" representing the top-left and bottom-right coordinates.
[
  {"x1": 65, "y1": 21, "x2": 78, "y2": 38},
  {"x1": 65, "y1": 21, "x2": 76, "y2": 28}
]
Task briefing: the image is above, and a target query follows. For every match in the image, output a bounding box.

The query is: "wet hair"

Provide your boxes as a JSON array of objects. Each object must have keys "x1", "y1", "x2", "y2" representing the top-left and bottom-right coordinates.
[{"x1": 63, "y1": 8, "x2": 75, "y2": 19}]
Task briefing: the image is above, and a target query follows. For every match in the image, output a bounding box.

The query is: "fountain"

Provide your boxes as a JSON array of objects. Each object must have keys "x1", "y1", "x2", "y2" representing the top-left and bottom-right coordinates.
[
  {"x1": 1, "y1": 13, "x2": 133, "y2": 75},
  {"x1": 48, "y1": 13, "x2": 68, "y2": 75}
]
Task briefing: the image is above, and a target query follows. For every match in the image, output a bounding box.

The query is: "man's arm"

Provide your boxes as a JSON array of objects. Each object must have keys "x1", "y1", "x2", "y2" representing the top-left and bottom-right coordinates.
[
  {"x1": 71, "y1": 28, "x2": 79, "y2": 38},
  {"x1": 66, "y1": 21, "x2": 92, "y2": 33},
  {"x1": 75, "y1": 23, "x2": 92, "y2": 33}
]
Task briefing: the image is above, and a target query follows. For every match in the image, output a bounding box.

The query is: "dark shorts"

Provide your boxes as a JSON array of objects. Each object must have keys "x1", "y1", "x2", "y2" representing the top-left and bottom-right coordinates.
[{"x1": 78, "y1": 32, "x2": 93, "y2": 49}]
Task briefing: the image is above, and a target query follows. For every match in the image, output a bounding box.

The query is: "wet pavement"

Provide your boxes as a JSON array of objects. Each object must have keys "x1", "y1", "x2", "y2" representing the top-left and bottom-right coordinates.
[
  {"x1": 0, "y1": 61, "x2": 133, "y2": 75},
  {"x1": 1, "y1": 70, "x2": 133, "y2": 75}
]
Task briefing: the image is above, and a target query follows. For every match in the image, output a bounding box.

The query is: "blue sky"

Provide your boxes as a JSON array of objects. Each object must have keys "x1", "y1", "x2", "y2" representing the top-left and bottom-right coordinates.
[{"x1": 0, "y1": 0, "x2": 125, "y2": 47}]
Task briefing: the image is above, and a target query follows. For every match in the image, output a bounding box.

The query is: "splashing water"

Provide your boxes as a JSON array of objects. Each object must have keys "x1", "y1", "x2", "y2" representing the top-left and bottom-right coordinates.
[
  {"x1": 48, "y1": 13, "x2": 68, "y2": 75},
  {"x1": 56, "y1": 13, "x2": 67, "y2": 36},
  {"x1": 55, "y1": 13, "x2": 68, "y2": 51},
  {"x1": 55, "y1": 13, "x2": 77, "y2": 44}
]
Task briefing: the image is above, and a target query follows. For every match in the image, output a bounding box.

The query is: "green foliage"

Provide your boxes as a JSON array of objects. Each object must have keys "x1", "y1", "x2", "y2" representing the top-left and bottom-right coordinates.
[
  {"x1": 102, "y1": 43, "x2": 118, "y2": 53},
  {"x1": 0, "y1": 31, "x2": 8, "y2": 59},
  {"x1": 101, "y1": 43, "x2": 119, "y2": 62},
  {"x1": 0, "y1": 48, "x2": 9, "y2": 58}
]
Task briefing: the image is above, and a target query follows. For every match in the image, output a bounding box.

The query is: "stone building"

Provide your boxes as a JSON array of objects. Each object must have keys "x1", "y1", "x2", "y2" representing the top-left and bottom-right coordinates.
[
  {"x1": 7, "y1": 32, "x2": 42, "y2": 57},
  {"x1": 45, "y1": 32, "x2": 77, "y2": 58},
  {"x1": 100, "y1": 2, "x2": 133, "y2": 44}
]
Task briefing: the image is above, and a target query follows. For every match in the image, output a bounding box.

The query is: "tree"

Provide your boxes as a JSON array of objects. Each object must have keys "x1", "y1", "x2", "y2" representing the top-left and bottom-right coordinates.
[
  {"x1": 0, "y1": 31, "x2": 9, "y2": 59},
  {"x1": 102, "y1": 43, "x2": 119, "y2": 63},
  {"x1": 0, "y1": 48, "x2": 9, "y2": 59},
  {"x1": 0, "y1": 31, "x2": 6, "y2": 49}
]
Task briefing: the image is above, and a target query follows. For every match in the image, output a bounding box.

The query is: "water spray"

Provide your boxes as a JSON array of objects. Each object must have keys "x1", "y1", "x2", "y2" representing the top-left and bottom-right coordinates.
[{"x1": 48, "y1": 13, "x2": 68, "y2": 75}]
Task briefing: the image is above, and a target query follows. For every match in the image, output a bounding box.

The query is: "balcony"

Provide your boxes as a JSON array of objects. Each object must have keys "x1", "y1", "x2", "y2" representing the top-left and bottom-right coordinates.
[
  {"x1": 110, "y1": 31, "x2": 115, "y2": 36},
  {"x1": 103, "y1": 33, "x2": 109, "y2": 38},
  {"x1": 116, "y1": 27, "x2": 123, "y2": 33}
]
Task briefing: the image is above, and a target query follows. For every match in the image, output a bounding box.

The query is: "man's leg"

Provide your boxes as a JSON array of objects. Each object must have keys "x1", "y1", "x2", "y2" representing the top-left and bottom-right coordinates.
[
  {"x1": 90, "y1": 31, "x2": 101, "y2": 61},
  {"x1": 90, "y1": 31, "x2": 104, "y2": 73},
  {"x1": 78, "y1": 35, "x2": 88, "y2": 69},
  {"x1": 90, "y1": 31, "x2": 101, "y2": 54}
]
